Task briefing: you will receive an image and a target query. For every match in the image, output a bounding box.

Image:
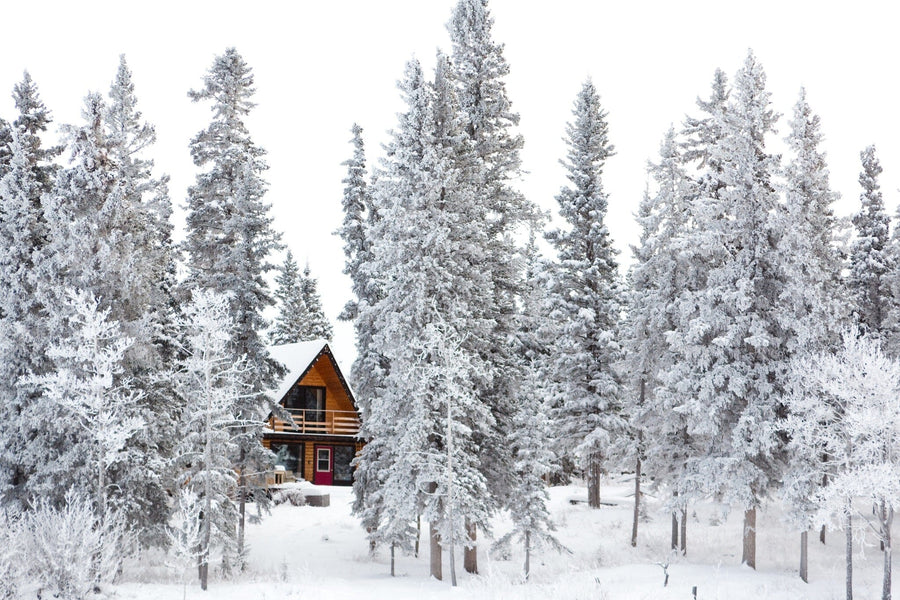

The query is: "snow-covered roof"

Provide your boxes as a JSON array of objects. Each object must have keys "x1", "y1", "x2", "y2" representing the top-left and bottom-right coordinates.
[{"x1": 266, "y1": 340, "x2": 356, "y2": 406}]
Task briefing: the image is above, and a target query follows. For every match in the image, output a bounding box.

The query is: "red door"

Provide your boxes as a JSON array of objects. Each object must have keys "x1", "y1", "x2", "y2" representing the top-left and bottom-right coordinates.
[{"x1": 313, "y1": 445, "x2": 333, "y2": 485}]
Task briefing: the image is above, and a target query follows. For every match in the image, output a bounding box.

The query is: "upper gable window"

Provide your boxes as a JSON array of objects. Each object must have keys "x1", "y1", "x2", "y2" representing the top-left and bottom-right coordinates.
[{"x1": 284, "y1": 385, "x2": 326, "y2": 422}]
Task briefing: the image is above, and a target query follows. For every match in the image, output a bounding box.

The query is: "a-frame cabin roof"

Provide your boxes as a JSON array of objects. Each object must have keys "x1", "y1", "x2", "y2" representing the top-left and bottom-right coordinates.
[{"x1": 267, "y1": 340, "x2": 357, "y2": 409}]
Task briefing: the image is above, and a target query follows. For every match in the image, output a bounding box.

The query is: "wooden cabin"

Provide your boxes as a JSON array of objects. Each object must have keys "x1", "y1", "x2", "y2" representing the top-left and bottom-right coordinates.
[{"x1": 263, "y1": 340, "x2": 363, "y2": 486}]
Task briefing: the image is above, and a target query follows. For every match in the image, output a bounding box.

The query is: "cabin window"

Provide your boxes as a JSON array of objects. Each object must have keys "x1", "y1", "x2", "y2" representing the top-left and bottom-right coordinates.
[
  {"x1": 284, "y1": 386, "x2": 326, "y2": 422},
  {"x1": 333, "y1": 445, "x2": 355, "y2": 485},
  {"x1": 271, "y1": 442, "x2": 303, "y2": 479}
]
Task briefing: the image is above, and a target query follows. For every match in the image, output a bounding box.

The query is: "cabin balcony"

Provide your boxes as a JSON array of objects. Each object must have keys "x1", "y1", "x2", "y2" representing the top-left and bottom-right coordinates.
[{"x1": 269, "y1": 409, "x2": 361, "y2": 436}]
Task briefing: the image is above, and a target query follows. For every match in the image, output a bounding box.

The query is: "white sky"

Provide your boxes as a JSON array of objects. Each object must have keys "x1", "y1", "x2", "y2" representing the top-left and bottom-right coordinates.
[{"x1": 2, "y1": 1, "x2": 899, "y2": 360}]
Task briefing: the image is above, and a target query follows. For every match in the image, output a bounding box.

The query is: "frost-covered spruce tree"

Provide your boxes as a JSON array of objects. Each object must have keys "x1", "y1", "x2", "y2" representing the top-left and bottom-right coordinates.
[
  {"x1": 183, "y1": 48, "x2": 283, "y2": 559},
  {"x1": 776, "y1": 89, "x2": 847, "y2": 577},
  {"x1": 0, "y1": 74, "x2": 60, "y2": 508},
  {"x1": 32, "y1": 61, "x2": 175, "y2": 536},
  {"x1": 364, "y1": 56, "x2": 494, "y2": 583},
  {"x1": 103, "y1": 56, "x2": 178, "y2": 540},
  {"x1": 337, "y1": 123, "x2": 386, "y2": 412},
  {"x1": 666, "y1": 52, "x2": 786, "y2": 569},
  {"x1": 174, "y1": 290, "x2": 247, "y2": 591},
  {"x1": 546, "y1": 79, "x2": 625, "y2": 510},
  {"x1": 299, "y1": 263, "x2": 333, "y2": 341},
  {"x1": 270, "y1": 250, "x2": 309, "y2": 345},
  {"x1": 653, "y1": 69, "x2": 732, "y2": 553},
  {"x1": 624, "y1": 127, "x2": 696, "y2": 548},
  {"x1": 849, "y1": 145, "x2": 894, "y2": 339},
  {"x1": 338, "y1": 124, "x2": 393, "y2": 547},
  {"x1": 449, "y1": 0, "x2": 537, "y2": 571},
  {"x1": 496, "y1": 232, "x2": 566, "y2": 579}
]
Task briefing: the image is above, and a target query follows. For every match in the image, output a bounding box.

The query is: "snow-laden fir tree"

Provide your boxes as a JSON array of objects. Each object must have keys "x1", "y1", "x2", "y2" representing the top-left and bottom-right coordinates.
[
  {"x1": 28, "y1": 60, "x2": 175, "y2": 537},
  {"x1": 270, "y1": 250, "x2": 310, "y2": 345},
  {"x1": 102, "y1": 56, "x2": 178, "y2": 541},
  {"x1": 183, "y1": 48, "x2": 283, "y2": 558},
  {"x1": 624, "y1": 127, "x2": 697, "y2": 549},
  {"x1": 849, "y1": 145, "x2": 895, "y2": 341},
  {"x1": 338, "y1": 124, "x2": 394, "y2": 550},
  {"x1": 0, "y1": 74, "x2": 60, "y2": 508},
  {"x1": 545, "y1": 79, "x2": 625, "y2": 510},
  {"x1": 337, "y1": 123, "x2": 386, "y2": 414},
  {"x1": 649, "y1": 69, "x2": 734, "y2": 553},
  {"x1": 787, "y1": 329, "x2": 900, "y2": 600},
  {"x1": 173, "y1": 290, "x2": 248, "y2": 591},
  {"x1": 776, "y1": 89, "x2": 848, "y2": 578},
  {"x1": 663, "y1": 52, "x2": 786, "y2": 569},
  {"x1": 299, "y1": 262, "x2": 333, "y2": 341},
  {"x1": 361, "y1": 55, "x2": 495, "y2": 583},
  {"x1": 493, "y1": 228, "x2": 566, "y2": 580},
  {"x1": 449, "y1": 0, "x2": 537, "y2": 571}
]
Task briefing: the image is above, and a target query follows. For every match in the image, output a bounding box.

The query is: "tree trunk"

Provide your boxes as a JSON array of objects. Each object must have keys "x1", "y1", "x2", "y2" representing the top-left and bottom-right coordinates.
[
  {"x1": 846, "y1": 509, "x2": 853, "y2": 600},
  {"x1": 680, "y1": 508, "x2": 687, "y2": 555},
  {"x1": 237, "y1": 446, "x2": 247, "y2": 563},
  {"x1": 800, "y1": 530, "x2": 808, "y2": 583},
  {"x1": 587, "y1": 455, "x2": 601, "y2": 508},
  {"x1": 430, "y1": 521, "x2": 442, "y2": 581},
  {"x1": 391, "y1": 543, "x2": 396, "y2": 577},
  {"x1": 415, "y1": 515, "x2": 421, "y2": 558},
  {"x1": 524, "y1": 530, "x2": 531, "y2": 581},
  {"x1": 199, "y1": 507, "x2": 210, "y2": 591},
  {"x1": 820, "y1": 468, "x2": 828, "y2": 544},
  {"x1": 631, "y1": 379, "x2": 646, "y2": 548},
  {"x1": 742, "y1": 507, "x2": 756, "y2": 569},
  {"x1": 632, "y1": 455, "x2": 641, "y2": 548},
  {"x1": 464, "y1": 520, "x2": 477, "y2": 574},
  {"x1": 671, "y1": 510, "x2": 679, "y2": 551},
  {"x1": 882, "y1": 502, "x2": 892, "y2": 600}
]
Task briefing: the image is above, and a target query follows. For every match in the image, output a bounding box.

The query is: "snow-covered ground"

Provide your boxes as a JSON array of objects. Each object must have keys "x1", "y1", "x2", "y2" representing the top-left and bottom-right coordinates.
[{"x1": 115, "y1": 477, "x2": 890, "y2": 599}]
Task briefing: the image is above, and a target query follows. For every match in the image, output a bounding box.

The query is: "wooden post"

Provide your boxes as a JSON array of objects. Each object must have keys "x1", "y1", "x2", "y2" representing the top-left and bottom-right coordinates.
[
  {"x1": 464, "y1": 520, "x2": 478, "y2": 574},
  {"x1": 800, "y1": 531, "x2": 808, "y2": 583},
  {"x1": 430, "y1": 521, "x2": 442, "y2": 581},
  {"x1": 742, "y1": 508, "x2": 756, "y2": 569}
]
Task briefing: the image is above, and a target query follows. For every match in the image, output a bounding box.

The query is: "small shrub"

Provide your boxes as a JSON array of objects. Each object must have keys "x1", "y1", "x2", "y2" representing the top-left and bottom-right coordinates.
[
  {"x1": 273, "y1": 487, "x2": 306, "y2": 507},
  {"x1": 18, "y1": 490, "x2": 135, "y2": 600}
]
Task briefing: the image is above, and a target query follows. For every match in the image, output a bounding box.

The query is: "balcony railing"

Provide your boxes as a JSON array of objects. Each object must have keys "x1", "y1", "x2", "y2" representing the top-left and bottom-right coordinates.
[{"x1": 270, "y1": 408, "x2": 361, "y2": 436}]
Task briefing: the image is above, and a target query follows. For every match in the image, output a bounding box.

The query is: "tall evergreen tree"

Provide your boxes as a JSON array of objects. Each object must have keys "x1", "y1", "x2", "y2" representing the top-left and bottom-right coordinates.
[
  {"x1": 183, "y1": 47, "x2": 283, "y2": 558},
  {"x1": 625, "y1": 127, "x2": 696, "y2": 548},
  {"x1": 545, "y1": 79, "x2": 625, "y2": 510},
  {"x1": 448, "y1": 0, "x2": 537, "y2": 570},
  {"x1": 0, "y1": 74, "x2": 60, "y2": 507},
  {"x1": 849, "y1": 145, "x2": 894, "y2": 339},
  {"x1": 270, "y1": 250, "x2": 309, "y2": 345},
  {"x1": 776, "y1": 89, "x2": 847, "y2": 578},
  {"x1": 299, "y1": 263, "x2": 333, "y2": 341},
  {"x1": 361, "y1": 55, "x2": 495, "y2": 583},
  {"x1": 664, "y1": 52, "x2": 786, "y2": 568}
]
